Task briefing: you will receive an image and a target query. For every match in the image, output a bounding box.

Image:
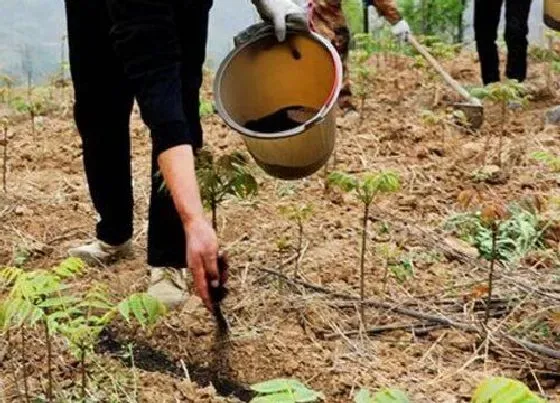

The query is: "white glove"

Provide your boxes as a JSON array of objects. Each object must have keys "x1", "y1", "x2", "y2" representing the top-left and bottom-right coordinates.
[
  {"x1": 391, "y1": 19, "x2": 410, "y2": 42},
  {"x1": 252, "y1": 0, "x2": 308, "y2": 42}
]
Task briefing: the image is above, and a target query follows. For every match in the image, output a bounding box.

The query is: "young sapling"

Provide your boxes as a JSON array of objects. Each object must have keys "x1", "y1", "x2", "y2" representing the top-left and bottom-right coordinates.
[
  {"x1": 420, "y1": 109, "x2": 447, "y2": 153},
  {"x1": 471, "y1": 80, "x2": 527, "y2": 167},
  {"x1": 1, "y1": 118, "x2": 7, "y2": 192},
  {"x1": 0, "y1": 74, "x2": 14, "y2": 103},
  {"x1": 11, "y1": 98, "x2": 44, "y2": 136},
  {"x1": 329, "y1": 171, "x2": 400, "y2": 323},
  {"x1": 351, "y1": 48, "x2": 375, "y2": 130},
  {"x1": 479, "y1": 202, "x2": 509, "y2": 327},
  {"x1": 279, "y1": 203, "x2": 313, "y2": 277},
  {"x1": 196, "y1": 150, "x2": 258, "y2": 231}
]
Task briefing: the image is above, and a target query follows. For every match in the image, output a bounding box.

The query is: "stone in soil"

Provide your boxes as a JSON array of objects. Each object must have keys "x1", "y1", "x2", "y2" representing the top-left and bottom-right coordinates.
[{"x1": 545, "y1": 105, "x2": 560, "y2": 126}]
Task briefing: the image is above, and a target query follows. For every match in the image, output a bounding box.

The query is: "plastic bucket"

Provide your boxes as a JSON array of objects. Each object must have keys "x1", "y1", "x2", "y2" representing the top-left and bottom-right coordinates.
[
  {"x1": 545, "y1": 0, "x2": 560, "y2": 31},
  {"x1": 213, "y1": 23, "x2": 342, "y2": 180}
]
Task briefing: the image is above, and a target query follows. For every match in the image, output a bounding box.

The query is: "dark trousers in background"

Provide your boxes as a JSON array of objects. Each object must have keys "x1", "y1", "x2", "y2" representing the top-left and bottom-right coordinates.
[
  {"x1": 65, "y1": 0, "x2": 211, "y2": 268},
  {"x1": 474, "y1": 0, "x2": 532, "y2": 85}
]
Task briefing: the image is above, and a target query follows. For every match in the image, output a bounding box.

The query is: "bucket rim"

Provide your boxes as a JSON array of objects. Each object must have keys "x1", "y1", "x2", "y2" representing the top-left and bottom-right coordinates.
[{"x1": 213, "y1": 26, "x2": 343, "y2": 140}]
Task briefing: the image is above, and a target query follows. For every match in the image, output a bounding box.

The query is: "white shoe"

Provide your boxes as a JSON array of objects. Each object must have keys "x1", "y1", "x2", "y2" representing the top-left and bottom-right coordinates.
[
  {"x1": 147, "y1": 267, "x2": 187, "y2": 309},
  {"x1": 68, "y1": 239, "x2": 133, "y2": 266}
]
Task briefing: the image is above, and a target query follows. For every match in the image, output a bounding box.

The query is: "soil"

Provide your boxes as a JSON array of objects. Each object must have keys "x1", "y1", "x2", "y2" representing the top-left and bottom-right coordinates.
[
  {"x1": 0, "y1": 50, "x2": 560, "y2": 402},
  {"x1": 244, "y1": 106, "x2": 318, "y2": 133}
]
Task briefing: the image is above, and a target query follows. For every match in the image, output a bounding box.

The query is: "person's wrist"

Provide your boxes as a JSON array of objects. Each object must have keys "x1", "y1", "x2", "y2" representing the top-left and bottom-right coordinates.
[
  {"x1": 183, "y1": 213, "x2": 204, "y2": 228},
  {"x1": 179, "y1": 207, "x2": 206, "y2": 228}
]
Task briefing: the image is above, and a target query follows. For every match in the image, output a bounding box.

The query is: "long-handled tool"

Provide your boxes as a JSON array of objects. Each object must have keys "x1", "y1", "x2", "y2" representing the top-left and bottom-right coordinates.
[
  {"x1": 408, "y1": 34, "x2": 484, "y2": 129},
  {"x1": 363, "y1": 0, "x2": 369, "y2": 33}
]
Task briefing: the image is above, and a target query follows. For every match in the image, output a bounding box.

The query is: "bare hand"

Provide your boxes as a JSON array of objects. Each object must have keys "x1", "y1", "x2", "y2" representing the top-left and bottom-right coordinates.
[{"x1": 184, "y1": 215, "x2": 219, "y2": 312}]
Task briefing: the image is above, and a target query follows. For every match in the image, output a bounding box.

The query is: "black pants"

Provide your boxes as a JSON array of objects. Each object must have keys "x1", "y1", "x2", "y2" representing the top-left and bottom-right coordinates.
[
  {"x1": 474, "y1": 0, "x2": 532, "y2": 85},
  {"x1": 65, "y1": 0, "x2": 211, "y2": 268}
]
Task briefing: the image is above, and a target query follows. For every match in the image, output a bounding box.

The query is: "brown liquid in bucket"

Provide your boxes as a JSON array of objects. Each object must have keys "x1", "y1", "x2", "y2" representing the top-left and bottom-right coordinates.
[
  {"x1": 545, "y1": 0, "x2": 560, "y2": 30},
  {"x1": 244, "y1": 106, "x2": 319, "y2": 133}
]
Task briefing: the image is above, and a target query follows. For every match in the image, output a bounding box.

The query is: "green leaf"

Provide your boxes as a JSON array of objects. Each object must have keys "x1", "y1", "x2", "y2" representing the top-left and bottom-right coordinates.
[
  {"x1": 0, "y1": 302, "x2": 7, "y2": 332},
  {"x1": 0, "y1": 267, "x2": 23, "y2": 287},
  {"x1": 354, "y1": 389, "x2": 372, "y2": 403},
  {"x1": 78, "y1": 300, "x2": 113, "y2": 310},
  {"x1": 199, "y1": 97, "x2": 214, "y2": 118},
  {"x1": 250, "y1": 392, "x2": 295, "y2": 403},
  {"x1": 250, "y1": 379, "x2": 323, "y2": 403},
  {"x1": 25, "y1": 303, "x2": 44, "y2": 326},
  {"x1": 252, "y1": 379, "x2": 294, "y2": 394},
  {"x1": 117, "y1": 293, "x2": 165, "y2": 328},
  {"x1": 39, "y1": 296, "x2": 79, "y2": 308},
  {"x1": 373, "y1": 171, "x2": 400, "y2": 193},
  {"x1": 118, "y1": 299, "x2": 131, "y2": 322},
  {"x1": 470, "y1": 87, "x2": 490, "y2": 100},
  {"x1": 129, "y1": 294, "x2": 147, "y2": 325},
  {"x1": 472, "y1": 377, "x2": 545, "y2": 403},
  {"x1": 293, "y1": 386, "x2": 324, "y2": 402},
  {"x1": 373, "y1": 389, "x2": 410, "y2": 403},
  {"x1": 328, "y1": 172, "x2": 358, "y2": 192},
  {"x1": 141, "y1": 294, "x2": 167, "y2": 325},
  {"x1": 54, "y1": 257, "x2": 84, "y2": 278}
]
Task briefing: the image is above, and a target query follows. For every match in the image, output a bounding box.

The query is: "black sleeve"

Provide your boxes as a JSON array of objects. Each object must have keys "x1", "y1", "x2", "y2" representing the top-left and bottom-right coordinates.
[{"x1": 106, "y1": 0, "x2": 192, "y2": 156}]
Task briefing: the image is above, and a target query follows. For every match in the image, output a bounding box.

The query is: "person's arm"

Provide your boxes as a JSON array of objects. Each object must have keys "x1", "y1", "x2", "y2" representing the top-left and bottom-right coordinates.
[
  {"x1": 106, "y1": 0, "x2": 218, "y2": 311},
  {"x1": 158, "y1": 146, "x2": 219, "y2": 311},
  {"x1": 371, "y1": 0, "x2": 402, "y2": 25},
  {"x1": 370, "y1": 0, "x2": 410, "y2": 40}
]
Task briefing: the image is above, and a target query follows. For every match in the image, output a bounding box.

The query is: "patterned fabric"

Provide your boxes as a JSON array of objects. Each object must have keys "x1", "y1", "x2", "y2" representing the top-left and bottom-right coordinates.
[{"x1": 307, "y1": 0, "x2": 401, "y2": 108}]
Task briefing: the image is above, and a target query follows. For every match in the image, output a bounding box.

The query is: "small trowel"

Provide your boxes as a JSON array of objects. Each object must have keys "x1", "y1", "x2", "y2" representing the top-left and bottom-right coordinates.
[{"x1": 208, "y1": 252, "x2": 230, "y2": 334}]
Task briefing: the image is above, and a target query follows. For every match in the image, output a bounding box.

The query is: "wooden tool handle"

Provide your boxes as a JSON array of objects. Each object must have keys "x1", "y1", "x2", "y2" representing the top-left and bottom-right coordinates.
[{"x1": 408, "y1": 34, "x2": 481, "y2": 106}]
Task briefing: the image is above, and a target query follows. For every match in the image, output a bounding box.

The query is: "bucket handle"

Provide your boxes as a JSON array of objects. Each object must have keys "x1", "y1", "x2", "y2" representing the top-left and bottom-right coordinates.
[{"x1": 234, "y1": 18, "x2": 310, "y2": 48}]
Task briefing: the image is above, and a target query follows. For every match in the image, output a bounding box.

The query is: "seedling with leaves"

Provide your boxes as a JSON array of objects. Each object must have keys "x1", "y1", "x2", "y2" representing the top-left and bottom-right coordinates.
[
  {"x1": 0, "y1": 258, "x2": 166, "y2": 401},
  {"x1": 329, "y1": 171, "x2": 400, "y2": 323},
  {"x1": 250, "y1": 379, "x2": 324, "y2": 403},
  {"x1": 196, "y1": 150, "x2": 258, "y2": 231},
  {"x1": 531, "y1": 150, "x2": 560, "y2": 173},
  {"x1": 375, "y1": 242, "x2": 400, "y2": 290},
  {"x1": 420, "y1": 109, "x2": 448, "y2": 152},
  {"x1": 471, "y1": 80, "x2": 527, "y2": 166},
  {"x1": 546, "y1": 30, "x2": 560, "y2": 90},
  {"x1": 279, "y1": 203, "x2": 313, "y2": 277},
  {"x1": 1, "y1": 118, "x2": 7, "y2": 192},
  {"x1": 352, "y1": 49, "x2": 376, "y2": 129},
  {"x1": 447, "y1": 194, "x2": 547, "y2": 327},
  {"x1": 0, "y1": 74, "x2": 14, "y2": 103},
  {"x1": 59, "y1": 290, "x2": 166, "y2": 400},
  {"x1": 478, "y1": 202, "x2": 510, "y2": 326},
  {"x1": 199, "y1": 96, "x2": 214, "y2": 118},
  {"x1": 0, "y1": 257, "x2": 85, "y2": 402},
  {"x1": 11, "y1": 97, "x2": 44, "y2": 136},
  {"x1": 421, "y1": 37, "x2": 460, "y2": 60}
]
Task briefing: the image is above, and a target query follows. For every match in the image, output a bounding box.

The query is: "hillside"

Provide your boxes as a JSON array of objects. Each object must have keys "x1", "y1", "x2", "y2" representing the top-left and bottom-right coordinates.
[{"x1": 0, "y1": 0, "x2": 254, "y2": 82}]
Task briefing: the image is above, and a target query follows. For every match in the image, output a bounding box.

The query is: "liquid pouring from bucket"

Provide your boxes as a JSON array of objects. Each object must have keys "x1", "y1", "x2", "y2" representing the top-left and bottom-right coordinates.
[{"x1": 214, "y1": 22, "x2": 343, "y2": 181}]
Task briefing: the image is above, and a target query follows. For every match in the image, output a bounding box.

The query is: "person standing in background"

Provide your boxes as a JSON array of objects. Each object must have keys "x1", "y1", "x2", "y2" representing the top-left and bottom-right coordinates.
[
  {"x1": 307, "y1": 0, "x2": 410, "y2": 111},
  {"x1": 474, "y1": 0, "x2": 533, "y2": 85}
]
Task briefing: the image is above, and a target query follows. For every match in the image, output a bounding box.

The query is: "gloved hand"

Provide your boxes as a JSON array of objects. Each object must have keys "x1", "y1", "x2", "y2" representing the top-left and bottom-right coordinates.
[
  {"x1": 252, "y1": 0, "x2": 308, "y2": 42},
  {"x1": 391, "y1": 19, "x2": 410, "y2": 42}
]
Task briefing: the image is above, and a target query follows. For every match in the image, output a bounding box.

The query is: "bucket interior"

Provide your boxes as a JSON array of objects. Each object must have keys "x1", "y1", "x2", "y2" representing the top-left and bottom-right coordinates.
[
  {"x1": 545, "y1": 0, "x2": 560, "y2": 30},
  {"x1": 217, "y1": 33, "x2": 338, "y2": 135}
]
